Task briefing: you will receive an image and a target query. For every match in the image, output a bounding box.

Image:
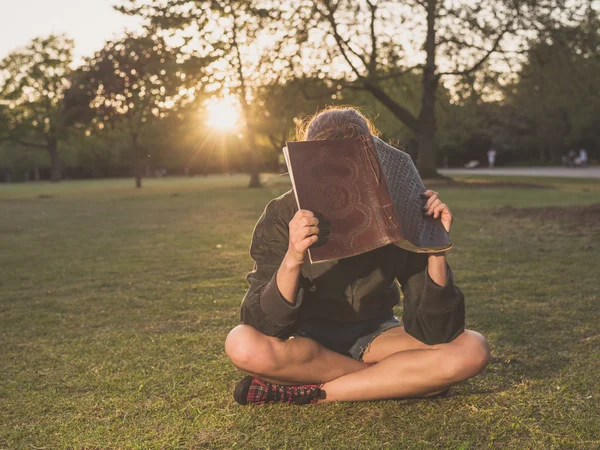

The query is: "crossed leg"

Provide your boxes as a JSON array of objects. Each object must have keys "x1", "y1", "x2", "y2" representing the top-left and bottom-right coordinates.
[{"x1": 225, "y1": 324, "x2": 490, "y2": 402}]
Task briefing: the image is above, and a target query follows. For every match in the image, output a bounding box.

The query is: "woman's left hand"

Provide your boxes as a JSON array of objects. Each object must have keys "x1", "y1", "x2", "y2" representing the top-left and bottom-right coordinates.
[{"x1": 422, "y1": 190, "x2": 453, "y2": 233}]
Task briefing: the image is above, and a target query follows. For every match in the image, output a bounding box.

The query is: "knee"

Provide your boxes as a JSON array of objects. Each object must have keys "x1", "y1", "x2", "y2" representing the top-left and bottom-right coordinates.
[
  {"x1": 440, "y1": 330, "x2": 490, "y2": 383},
  {"x1": 463, "y1": 331, "x2": 491, "y2": 376},
  {"x1": 224, "y1": 325, "x2": 280, "y2": 375}
]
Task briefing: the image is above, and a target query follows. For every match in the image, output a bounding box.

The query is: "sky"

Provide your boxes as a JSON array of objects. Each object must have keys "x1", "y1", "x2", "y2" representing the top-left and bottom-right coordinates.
[{"x1": 0, "y1": 0, "x2": 141, "y2": 62}]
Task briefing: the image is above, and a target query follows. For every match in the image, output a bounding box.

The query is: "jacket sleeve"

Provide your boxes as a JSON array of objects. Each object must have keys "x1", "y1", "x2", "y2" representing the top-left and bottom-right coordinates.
[
  {"x1": 239, "y1": 207, "x2": 304, "y2": 337},
  {"x1": 396, "y1": 251, "x2": 465, "y2": 345}
]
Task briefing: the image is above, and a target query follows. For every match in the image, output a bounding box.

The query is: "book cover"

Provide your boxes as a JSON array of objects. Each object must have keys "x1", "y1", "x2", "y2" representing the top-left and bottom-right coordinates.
[{"x1": 284, "y1": 134, "x2": 451, "y2": 263}]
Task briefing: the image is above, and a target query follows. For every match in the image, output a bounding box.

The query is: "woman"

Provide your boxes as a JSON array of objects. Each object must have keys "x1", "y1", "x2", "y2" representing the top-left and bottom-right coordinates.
[{"x1": 225, "y1": 106, "x2": 490, "y2": 405}]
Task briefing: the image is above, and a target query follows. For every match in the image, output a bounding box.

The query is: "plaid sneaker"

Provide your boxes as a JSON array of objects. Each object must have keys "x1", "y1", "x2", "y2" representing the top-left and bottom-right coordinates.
[{"x1": 234, "y1": 376, "x2": 323, "y2": 405}]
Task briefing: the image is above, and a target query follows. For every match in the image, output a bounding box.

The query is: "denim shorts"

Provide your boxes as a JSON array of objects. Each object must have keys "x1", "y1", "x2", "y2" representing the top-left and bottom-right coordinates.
[{"x1": 290, "y1": 316, "x2": 402, "y2": 360}]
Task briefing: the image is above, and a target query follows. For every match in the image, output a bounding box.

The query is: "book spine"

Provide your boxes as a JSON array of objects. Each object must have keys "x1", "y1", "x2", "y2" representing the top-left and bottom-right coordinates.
[
  {"x1": 361, "y1": 135, "x2": 404, "y2": 242},
  {"x1": 360, "y1": 134, "x2": 382, "y2": 185}
]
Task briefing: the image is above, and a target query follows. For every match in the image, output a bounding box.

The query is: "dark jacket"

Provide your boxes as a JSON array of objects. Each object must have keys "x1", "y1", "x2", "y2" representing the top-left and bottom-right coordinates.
[{"x1": 240, "y1": 191, "x2": 465, "y2": 345}]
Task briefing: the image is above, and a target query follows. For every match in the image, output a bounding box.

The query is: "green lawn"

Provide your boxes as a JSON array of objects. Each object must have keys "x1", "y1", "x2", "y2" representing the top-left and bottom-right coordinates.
[{"x1": 1, "y1": 174, "x2": 599, "y2": 449}]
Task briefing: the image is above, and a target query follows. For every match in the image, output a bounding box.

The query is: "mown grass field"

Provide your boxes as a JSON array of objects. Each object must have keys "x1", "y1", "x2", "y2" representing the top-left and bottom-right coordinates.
[{"x1": 1, "y1": 174, "x2": 599, "y2": 449}]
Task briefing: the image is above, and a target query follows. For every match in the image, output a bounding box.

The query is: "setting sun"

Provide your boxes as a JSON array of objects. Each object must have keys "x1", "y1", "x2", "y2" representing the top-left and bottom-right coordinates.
[{"x1": 205, "y1": 97, "x2": 242, "y2": 131}]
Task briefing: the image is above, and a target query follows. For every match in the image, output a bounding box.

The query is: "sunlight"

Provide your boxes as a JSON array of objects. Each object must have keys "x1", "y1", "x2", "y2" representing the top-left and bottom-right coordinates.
[{"x1": 205, "y1": 97, "x2": 242, "y2": 131}]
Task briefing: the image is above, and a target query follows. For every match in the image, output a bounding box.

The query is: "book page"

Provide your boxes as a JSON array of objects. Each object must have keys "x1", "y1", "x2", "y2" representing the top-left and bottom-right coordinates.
[
  {"x1": 282, "y1": 146, "x2": 301, "y2": 210},
  {"x1": 372, "y1": 136, "x2": 451, "y2": 252}
]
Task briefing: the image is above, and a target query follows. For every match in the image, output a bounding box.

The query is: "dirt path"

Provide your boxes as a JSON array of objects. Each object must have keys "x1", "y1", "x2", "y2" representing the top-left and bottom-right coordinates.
[{"x1": 439, "y1": 167, "x2": 600, "y2": 179}]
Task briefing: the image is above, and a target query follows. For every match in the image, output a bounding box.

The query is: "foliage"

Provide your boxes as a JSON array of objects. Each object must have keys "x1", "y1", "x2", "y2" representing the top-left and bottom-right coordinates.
[
  {"x1": 269, "y1": 0, "x2": 535, "y2": 176},
  {"x1": 0, "y1": 141, "x2": 49, "y2": 181},
  {"x1": 117, "y1": 0, "x2": 298, "y2": 187},
  {"x1": 500, "y1": 13, "x2": 600, "y2": 163},
  {"x1": 0, "y1": 3, "x2": 598, "y2": 180},
  {"x1": 65, "y1": 34, "x2": 211, "y2": 187},
  {"x1": 0, "y1": 34, "x2": 74, "y2": 180}
]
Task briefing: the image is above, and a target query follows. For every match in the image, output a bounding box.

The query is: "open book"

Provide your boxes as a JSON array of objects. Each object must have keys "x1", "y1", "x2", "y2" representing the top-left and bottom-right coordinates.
[{"x1": 283, "y1": 134, "x2": 451, "y2": 263}]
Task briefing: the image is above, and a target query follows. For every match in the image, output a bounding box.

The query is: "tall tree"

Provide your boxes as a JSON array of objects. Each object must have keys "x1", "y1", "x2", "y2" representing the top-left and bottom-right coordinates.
[
  {"x1": 501, "y1": 9, "x2": 600, "y2": 162},
  {"x1": 0, "y1": 35, "x2": 74, "y2": 181},
  {"x1": 252, "y1": 77, "x2": 334, "y2": 155},
  {"x1": 117, "y1": 0, "x2": 298, "y2": 188},
  {"x1": 287, "y1": 0, "x2": 533, "y2": 177},
  {"x1": 65, "y1": 34, "x2": 210, "y2": 188}
]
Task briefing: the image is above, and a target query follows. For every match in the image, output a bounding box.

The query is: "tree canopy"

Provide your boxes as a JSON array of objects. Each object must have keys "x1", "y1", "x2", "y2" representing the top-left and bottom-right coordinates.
[
  {"x1": 0, "y1": 34, "x2": 74, "y2": 181},
  {"x1": 66, "y1": 33, "x2": 212, "y2": 187},
  {"x1": 0, "y1": 2, "x2": 597, "y2": 183}
]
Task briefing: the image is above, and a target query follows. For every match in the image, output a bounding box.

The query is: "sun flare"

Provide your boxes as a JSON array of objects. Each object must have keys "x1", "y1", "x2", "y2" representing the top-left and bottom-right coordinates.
[{"x1": 205, "y1": 97, "x2": 242, "y2": 131}]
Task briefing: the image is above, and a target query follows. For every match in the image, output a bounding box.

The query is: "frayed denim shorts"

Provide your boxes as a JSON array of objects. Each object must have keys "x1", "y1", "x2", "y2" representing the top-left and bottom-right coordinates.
[{"x1": 289, "y1": 316, "x2": 402, "y2": 361}]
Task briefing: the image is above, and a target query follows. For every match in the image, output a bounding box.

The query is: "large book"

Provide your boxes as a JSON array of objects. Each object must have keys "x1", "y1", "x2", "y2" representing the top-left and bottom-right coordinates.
[{"x1": 283, "y1": 134, "x2": 451, "y2": 263}]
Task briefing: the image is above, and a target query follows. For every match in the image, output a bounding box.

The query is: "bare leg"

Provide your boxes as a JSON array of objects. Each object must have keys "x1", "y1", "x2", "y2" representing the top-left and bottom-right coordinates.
[
  {"x1": 225, "y1": 324, "x2": 367, "y2": 384},
  {"x1": 225, "y1": 325, "x2": 490, "y2": 401},
  {"x1": 320, "y1": 327, "x2": 490, "y2": 402}
]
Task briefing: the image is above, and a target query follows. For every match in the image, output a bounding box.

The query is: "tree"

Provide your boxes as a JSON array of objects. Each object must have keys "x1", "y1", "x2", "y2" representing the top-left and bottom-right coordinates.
[
  {"x1": 282, "y1": 0, "x2": 536, "y2": 177},
  {"x1": 0, "y1": 35, "x2": 74, "y2": 181},
  {"x1": 66, "y1": 34, "x2": 210, "y2": 188},
  {"x1": 501, "y1": 10, "x2": 600, "y2": 163},
  {"x1": 252, "y1": 77, "x2": 334, "y2": 155},
  {"x1": 0, "y1": 140, "x2": 48, "y2": 181},
  {"x1": 117, "y1": 0, "x2": 300, "y2": 188}
]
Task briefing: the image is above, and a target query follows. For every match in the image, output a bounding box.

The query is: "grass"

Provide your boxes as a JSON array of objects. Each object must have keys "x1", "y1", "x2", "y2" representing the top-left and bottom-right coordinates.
[{"x1": 1, "y1": 174, "x2": 599, "y2": 449}]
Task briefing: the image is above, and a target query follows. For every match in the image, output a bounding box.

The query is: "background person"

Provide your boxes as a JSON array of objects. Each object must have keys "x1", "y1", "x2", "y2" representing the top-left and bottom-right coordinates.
[
  {"x1": 487, "y1": 148, "x2": 497, "y2": 168},
  {"x1": 576, "y1": 148, "x2": 588, "y2": 166}
]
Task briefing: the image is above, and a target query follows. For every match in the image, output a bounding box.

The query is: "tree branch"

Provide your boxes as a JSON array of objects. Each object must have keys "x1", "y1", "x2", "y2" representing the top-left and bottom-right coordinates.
[
  {"x1": 436, "y1": 37, "x2": 488, "y2": 51},
  {"x1": 366, "y1": 0, "x2": 377, "y2": 75},
  {"x1": 372, "y1": 64, "x2": 422, "y2": 82},
  {"x1": 315, "y1": 0, "x2": 366, "y2": 79},
  {"x1": 230, "y1": 9, "x2": 250, "y2": 110},
  {"x1": 360, "y1": 80, "x2": 420, "y2": 132},
  {"x1": 438, "y1": 27, "x2": 509, "y2": 77}
]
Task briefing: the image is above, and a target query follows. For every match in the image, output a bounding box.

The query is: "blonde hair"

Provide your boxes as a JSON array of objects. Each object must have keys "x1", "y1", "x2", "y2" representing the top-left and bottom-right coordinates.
[{"x1": 296, "y1": 106, "x2": 380, "y2": 141}]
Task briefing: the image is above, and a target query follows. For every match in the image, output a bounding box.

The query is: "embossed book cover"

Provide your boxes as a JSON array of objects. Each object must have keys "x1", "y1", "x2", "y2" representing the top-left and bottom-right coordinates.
[{"x1": 284, "y1": 134, "x2": 451, "y2": 263}]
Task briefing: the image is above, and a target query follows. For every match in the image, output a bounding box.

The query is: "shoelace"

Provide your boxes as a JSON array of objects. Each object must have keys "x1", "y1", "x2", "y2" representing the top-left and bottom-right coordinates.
[{"x1": 265, "y1": 384, "x2": 316, "y2": 404}]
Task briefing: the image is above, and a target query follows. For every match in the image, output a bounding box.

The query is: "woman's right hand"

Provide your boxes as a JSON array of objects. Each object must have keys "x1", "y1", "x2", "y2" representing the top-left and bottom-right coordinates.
[{"x1": 285, "y1": 209, "x2": 319, "y2": 266}]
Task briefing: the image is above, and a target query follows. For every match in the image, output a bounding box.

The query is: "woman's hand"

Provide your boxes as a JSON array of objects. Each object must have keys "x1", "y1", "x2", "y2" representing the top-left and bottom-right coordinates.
[
  {"x1": 277, "y1": 209, "x2": 319, "y2": 304},
  {"x1": 422, "y1": 190, "x2": 452, "y2": 285},
  {"x1": 422, "y1": 190, "x2": 453, "y2": 233},
  {"x1": 285, "y1": 209, "x2": 319, "y2": 266}
]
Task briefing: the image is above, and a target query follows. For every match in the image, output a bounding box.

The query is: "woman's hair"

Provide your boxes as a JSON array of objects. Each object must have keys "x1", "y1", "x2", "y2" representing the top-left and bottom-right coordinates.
[{"x1": 296, "y1": 106, "x2": 380, "y2": 141}]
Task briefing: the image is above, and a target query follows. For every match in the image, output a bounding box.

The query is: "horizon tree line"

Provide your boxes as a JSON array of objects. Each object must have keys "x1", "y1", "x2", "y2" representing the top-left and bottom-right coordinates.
[{"x1": 0, "y1": 0, "x2": 598, "y2": 186}]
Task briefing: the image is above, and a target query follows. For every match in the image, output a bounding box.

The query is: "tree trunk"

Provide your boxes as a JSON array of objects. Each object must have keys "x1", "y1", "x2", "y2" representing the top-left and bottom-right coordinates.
[
  {"x1": 417, "y1": 118, "x2": 438, "y2": 178},
  {"x1": 134, "y1": 161, "x2": 143, "y2": 188},
  {"x1": 248, "y1": 152, "x2": 261, "y2": 188},
  {"x1": 33, "y1": 162, "x2": 40, "y2": 181},
  {"x1": 417, "y1": 75, "x2": 439, "y2": 178},
  {"x1": 47, "y1": 137, "x2": 62, "y2": 182},
  {"x1": 363, "y1": 0, "x2": 440, "y2": 177},
  {"x1": 244, "y1": 120, "x2": 261, "y2": 188},
  {"x1": 132, "y1": 133, "x2": 143, "y2": 188},
  {"x1": 231, "y1": 19, "x2": 261, "y2": 189},
  {"x1": 417, "y1": 0, "x2": 440, "y2": 179}
]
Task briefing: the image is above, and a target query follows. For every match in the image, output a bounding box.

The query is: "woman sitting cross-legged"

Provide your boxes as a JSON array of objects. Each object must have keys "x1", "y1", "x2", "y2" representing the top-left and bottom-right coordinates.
[{"x1": 225, "y1": 106, "x2": 490, "y2": 405}]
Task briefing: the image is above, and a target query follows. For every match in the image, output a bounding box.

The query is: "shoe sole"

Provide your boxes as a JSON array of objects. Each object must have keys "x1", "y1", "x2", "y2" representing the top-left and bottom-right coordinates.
[{"x1": 233, "y1": 375, "x2": 253, "y2": 405}]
